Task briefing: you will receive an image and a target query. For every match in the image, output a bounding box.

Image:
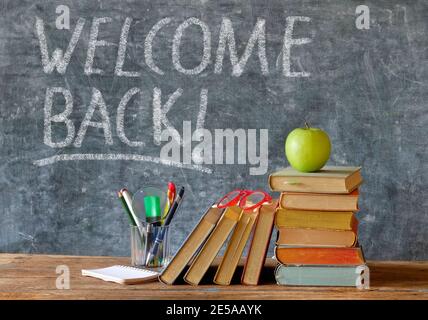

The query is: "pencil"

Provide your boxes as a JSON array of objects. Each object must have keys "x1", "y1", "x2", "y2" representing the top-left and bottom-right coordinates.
[{"x1": 118, "y1": 190, "x2": 137, "y2": 226}]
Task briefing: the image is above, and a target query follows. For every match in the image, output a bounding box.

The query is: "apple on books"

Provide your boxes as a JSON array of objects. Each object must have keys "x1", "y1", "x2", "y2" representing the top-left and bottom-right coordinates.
[{"x1": 285, "y1": 122, "x2": 331, "y2": 172}]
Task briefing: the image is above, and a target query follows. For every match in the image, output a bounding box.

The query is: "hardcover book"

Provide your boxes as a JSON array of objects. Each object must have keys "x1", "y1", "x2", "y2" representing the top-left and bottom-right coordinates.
[
  {"x1": 279, "y1": 190, "x2": 359, "y2": 211},
  {"x1": 159, "y1": 205, "x2": 224, "y2": 285},
  {"x1": 276, "y1": 227, "x2": 358, "y2": 247},
  {"x1": 269, "y1": 166, "x2": 362, "y2": 194},
  {"x1": 214, "y1": 208, "x2": 259, "y2": 285},
  {"x1": 184, "y1": 206, "x2": 242, "y2": 285},
  {"x1": 275, "y1": 246, "x2": 365, "y2": 266},
  {"x1": 275, "y1": 264, "x2": 370, "y2": 288},
  {"x1": 241, "y1": 200, "x2": 278, "y2": 285},
  {"x1": 275, "y1": 209, "x2": 358, "y2": 230}
]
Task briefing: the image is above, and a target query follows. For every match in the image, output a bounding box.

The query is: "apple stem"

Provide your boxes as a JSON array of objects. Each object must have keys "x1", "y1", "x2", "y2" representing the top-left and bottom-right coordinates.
[{"x1": 305, "y1": 121, "x2": 310, "y2": 129}]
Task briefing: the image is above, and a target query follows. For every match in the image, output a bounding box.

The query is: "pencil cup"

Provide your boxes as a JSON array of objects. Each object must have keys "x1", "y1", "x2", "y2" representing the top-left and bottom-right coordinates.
[{"x1": 130, "y1": 223, "x2": 171, "y2": 268}]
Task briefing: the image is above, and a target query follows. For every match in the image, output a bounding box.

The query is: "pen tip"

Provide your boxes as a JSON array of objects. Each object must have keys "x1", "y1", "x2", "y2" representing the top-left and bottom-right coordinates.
[{"x1": 168, "y1": 182, "x2": 176, "y2": 190}]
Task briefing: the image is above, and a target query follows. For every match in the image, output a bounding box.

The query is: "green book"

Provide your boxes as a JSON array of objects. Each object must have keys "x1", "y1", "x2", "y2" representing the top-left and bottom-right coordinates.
[{"x1": 275, "y1": 264, "x2": 370, "y2": 288}]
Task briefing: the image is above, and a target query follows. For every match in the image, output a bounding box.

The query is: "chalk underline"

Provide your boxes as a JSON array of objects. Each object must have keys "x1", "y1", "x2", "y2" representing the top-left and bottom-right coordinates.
[{"x1": 33, "y1": 153, "x2": 213, "y2": 174}]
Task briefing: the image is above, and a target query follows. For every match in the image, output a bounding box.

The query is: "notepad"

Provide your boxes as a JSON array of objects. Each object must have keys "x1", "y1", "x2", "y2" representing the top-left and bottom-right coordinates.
[{"x1": 81, "y1": 265, "x2": 159, "y2": 285}]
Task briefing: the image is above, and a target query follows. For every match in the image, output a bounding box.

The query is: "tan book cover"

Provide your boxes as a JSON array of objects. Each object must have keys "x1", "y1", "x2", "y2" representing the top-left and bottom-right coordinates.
[
  {"x1": 276, "y1": 227, "x2": 357, "y2": 247},
  {"x1": 183, "y1": 206, "x2": 242, "y2": 285},
  {"x1": 280, "y1": 190, "x2": 359, "y2": 211},
  {"x1": 241, "y1": 200, "x2": 278, "y2": 285},
  {"x1": 275, "y1": 209, "x2": 358, "y2": 231},
  {"x1": 269, "y1": 166, "x2": 362, "y2": 194},
  {"x1": 214, "y1": 208, "x2": 259, "y2": 285},
  {"x1": 159, "y1": 205, "x2": 224, "y2": 285}
]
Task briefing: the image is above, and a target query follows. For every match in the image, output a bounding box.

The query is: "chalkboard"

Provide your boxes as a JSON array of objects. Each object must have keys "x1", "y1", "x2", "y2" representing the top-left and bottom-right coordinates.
[{"x1": 0, "y1": 0, "x2": 426, "y2": 260}]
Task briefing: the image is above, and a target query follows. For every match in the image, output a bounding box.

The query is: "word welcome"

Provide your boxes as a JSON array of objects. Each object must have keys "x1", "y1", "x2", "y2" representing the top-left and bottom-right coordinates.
[{"x1": 36, "y1": 15, "x2": 312, "y2": 77}]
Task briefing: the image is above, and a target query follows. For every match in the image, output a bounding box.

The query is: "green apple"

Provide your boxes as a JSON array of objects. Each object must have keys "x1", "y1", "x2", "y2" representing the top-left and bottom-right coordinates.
[{"x1": 285, "y1": 123, "x2": 331, "y2": 172}]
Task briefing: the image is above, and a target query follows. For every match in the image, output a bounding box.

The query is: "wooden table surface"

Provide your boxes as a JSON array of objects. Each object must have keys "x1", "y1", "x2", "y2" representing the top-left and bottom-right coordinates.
[{"x1": 0, "y1": 254, "x2": 427, "y2": 300}]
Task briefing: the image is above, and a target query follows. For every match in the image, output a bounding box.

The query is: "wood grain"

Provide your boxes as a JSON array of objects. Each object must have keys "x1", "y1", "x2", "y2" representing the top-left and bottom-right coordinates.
[{"x1": 0, "y1": 254, "x2": 427, "y2": 300}]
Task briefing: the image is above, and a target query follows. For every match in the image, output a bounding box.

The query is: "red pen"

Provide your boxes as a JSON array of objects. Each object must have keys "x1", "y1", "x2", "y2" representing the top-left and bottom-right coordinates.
[
  {"x1": 162, "y1": 182, "x2": 176, "y2": 220},
  {"x1": 168, "y1": 182, "x2": 176, "y2": 204}
]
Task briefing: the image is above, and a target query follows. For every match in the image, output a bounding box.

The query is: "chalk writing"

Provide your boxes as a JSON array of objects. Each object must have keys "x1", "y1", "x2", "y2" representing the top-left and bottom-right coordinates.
[{"x1": 34, "y1": 15, "x2": 313, "y2": 175}]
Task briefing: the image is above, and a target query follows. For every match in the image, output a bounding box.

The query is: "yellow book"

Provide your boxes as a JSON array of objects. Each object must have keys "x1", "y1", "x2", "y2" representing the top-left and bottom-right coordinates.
[
  {"x1": 184, "y1": 206, "x2": 242, "y2": 285},
  {"x1": 242, "y1": 200, "x2": 278, "y2": 285},
  {"x1": 279, "y1": 190, "x2": 359, "y2": 211},
  {"x1": 275, "y1": 208, "x2": 357, "y2": 231},
  {"x1": 214, "y1": 208, "x2": 259, "y2": 285}
]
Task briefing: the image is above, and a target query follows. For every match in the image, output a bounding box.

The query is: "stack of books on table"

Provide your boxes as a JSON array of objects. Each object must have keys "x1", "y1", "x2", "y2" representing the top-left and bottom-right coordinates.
[
  {"x1": 269, "y1": 166, "x2": 370, "y2": 288},
  {"x1": 159, "y1": 200, "x2": 278, "y2": 286}
]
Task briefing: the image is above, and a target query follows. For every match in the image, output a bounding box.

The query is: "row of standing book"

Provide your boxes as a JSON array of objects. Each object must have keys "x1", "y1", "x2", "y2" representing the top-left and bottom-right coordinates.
[
  {"x1": 160, "y1": 165, "x2": 369, "y2": 288},
  {"x1": 160, "y1": 200, "x2": 277, "y2": 285}
]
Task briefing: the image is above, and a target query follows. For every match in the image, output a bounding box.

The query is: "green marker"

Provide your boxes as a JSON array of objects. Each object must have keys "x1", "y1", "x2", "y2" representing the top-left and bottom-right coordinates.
[{"x1": 144, "y1": 195, "x2": 161, "y2": 224}]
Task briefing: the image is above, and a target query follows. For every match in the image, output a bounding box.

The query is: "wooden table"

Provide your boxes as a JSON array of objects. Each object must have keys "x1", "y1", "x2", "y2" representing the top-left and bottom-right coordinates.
[{"x1": 0, "y1": 254, "x2": 427, "y2": 300}]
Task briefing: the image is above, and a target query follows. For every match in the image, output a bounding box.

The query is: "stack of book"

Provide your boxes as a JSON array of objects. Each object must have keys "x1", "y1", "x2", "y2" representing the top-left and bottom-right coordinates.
[
  {"x1": 160, "y1": 200, "x2": 278, "y2": 285},
  {"x1": 269, "y1": 166, "x2": 370, "y2": 288}
]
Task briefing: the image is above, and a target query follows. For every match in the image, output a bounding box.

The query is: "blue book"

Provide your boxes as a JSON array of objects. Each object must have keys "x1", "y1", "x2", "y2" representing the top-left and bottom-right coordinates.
[{"x1": 275, "y1": 264, "x2": 370, "y2": 288}]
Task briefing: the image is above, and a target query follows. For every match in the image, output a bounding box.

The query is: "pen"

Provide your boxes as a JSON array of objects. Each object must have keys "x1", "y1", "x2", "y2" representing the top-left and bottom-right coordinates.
[
  {"x1": 146, "y1": 186, "x2": 185, "y2": 265},
  {"x1": 162, "y1": 182, "x2": 176, "y2": 221},
  {"x1": 168, "y1": 182, "x2": 176, "y2": 204},
  {"x1": 163, "y1": 186, "x2": 184, "y2": 226}
]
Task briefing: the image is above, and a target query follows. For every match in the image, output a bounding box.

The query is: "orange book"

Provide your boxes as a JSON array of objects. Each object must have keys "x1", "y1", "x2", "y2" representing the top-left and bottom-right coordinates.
[{"x1": 275, "y1": 247, "x2": 365, "y2": 265}]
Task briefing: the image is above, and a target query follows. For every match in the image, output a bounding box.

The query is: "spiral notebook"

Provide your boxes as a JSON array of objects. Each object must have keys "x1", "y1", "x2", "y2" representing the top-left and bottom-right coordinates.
[{"x1": 81, "y1": 265, "x2": 159, "y2": 285}]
